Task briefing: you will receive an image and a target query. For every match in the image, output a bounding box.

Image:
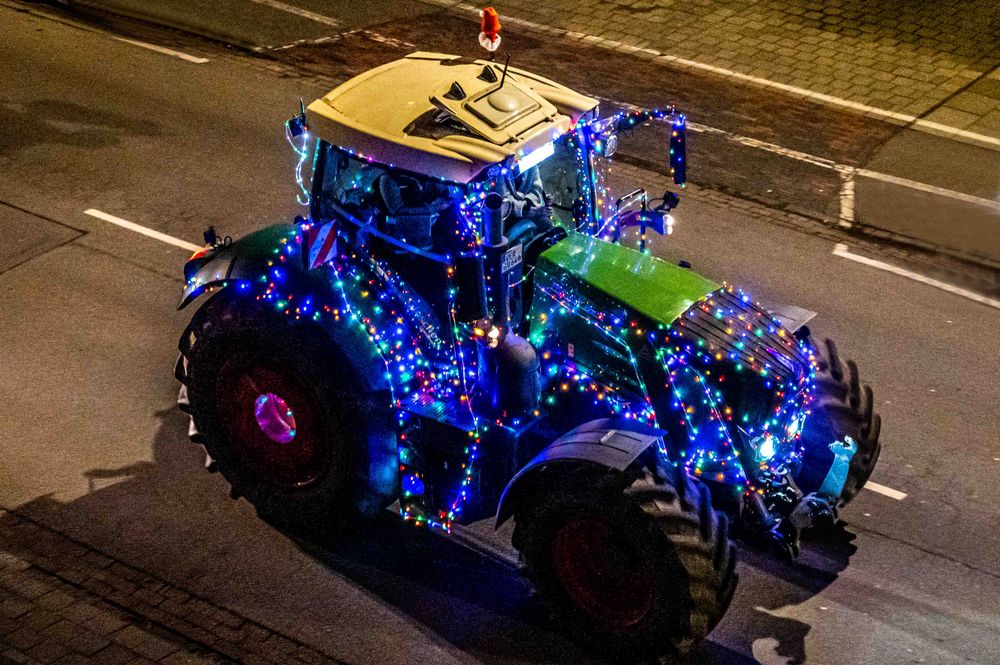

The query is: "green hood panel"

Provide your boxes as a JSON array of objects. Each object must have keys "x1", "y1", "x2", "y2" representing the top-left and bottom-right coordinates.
[{"x1": 537, "y1": 232, "x2": 720, "y2": 326}]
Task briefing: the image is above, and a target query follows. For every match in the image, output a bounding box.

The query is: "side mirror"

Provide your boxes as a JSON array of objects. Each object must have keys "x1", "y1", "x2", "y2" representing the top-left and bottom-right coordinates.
[
  {"x1": 618, "y1": 209, "x2": 673, "y2": 236},
  {"x1": 655, "y1": 191, "x2": 680, "y2": 212},
  {"x1": 287, "y1": 99, "x2": 308, "y2": 137},
  {"x1": 669, "y1": 114, "x2": 686, "y2": 186}
]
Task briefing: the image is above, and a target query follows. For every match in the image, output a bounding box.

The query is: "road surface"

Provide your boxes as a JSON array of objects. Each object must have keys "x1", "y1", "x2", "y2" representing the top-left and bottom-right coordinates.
[{"x1": 1, "y1": 3, "x2": 998, "y2": 664}]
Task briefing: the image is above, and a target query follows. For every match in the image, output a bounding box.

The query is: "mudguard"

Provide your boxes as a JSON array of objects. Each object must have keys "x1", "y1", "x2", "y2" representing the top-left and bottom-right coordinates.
[
  {"x1": 178, "y1": 223, "x2": 389, "y2": 394},
  {"x1": 179, "y1": 224, "x2": 302, "y2": 309},
  {"x1": 767, "y1": 304, "x2": 817, "y2": 333},
  {"x1": 495, "y1": 418, "x2": 664, "y2": 527}
]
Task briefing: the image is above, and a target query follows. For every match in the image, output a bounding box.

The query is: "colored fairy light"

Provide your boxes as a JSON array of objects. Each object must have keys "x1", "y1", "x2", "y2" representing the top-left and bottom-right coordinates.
[
  {"x1": 285, "y1": 122, "x2": 313, "y2": 206},
  {"x1": 257, "y1": 98, "x2": 809, "y2": 534}
]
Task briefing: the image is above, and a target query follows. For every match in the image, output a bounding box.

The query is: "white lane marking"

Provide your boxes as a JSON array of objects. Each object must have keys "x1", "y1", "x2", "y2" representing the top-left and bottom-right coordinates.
[
  {"x1": 839, "y1": 170, "x2": 855, "y2": 229},
  {"x1": 257, "y1": 30, "x2": 415, "y2": 52},
  {"x1": 247, "y1": 0, "x2": 341, "y2": 27},
  {"x1": 688, "y1": 120, "x2": 841, "y2": 170},
  {"x1": 418, "y1": 0, "x2": 1000, "y2": 150},
  {"x1": 833, "y1": 243, "x2": 1000, "y2": 310},
  {"x1": 84, "y1": 209, "x2": 202, "y2": 253},
  {"x1": 607, "y1": 105, "x2": 1000, "y2": 211},
  {"x1": 113, "y1": 37, "x2": 209, "y2": 63},
  {"x1": 358, "y1": 29, "x2": 417, "y2": 50},
  {"x1": 865, "y1": 481, "x2": 908, "y2": 501}
]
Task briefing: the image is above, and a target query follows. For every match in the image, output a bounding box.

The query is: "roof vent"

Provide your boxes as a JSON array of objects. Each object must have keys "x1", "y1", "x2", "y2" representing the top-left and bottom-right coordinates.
[
  {"x1": 478, "y1": 66, "x2": 498, "y2": 83},
  {"x1": 443, "y1": 81, "x2": 467, "y2": 100}
]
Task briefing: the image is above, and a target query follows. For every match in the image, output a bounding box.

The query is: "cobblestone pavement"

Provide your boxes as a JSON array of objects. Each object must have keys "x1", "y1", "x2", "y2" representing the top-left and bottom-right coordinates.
[
  {"x1": 0, "y1": 511, "x2": 340, "y2": 665},
  {"x1": 419, "y1": 0, "x2": 1000, "y2": 142}
]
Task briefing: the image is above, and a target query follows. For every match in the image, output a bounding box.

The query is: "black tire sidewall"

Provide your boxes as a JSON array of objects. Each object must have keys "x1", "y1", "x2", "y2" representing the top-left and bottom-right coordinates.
[
  {"x1": 517, "y1": 469, "x2": 694, "y2": 661},
  {"x1": 185, "y1": 295, "x2": 379, "y2": 531}
]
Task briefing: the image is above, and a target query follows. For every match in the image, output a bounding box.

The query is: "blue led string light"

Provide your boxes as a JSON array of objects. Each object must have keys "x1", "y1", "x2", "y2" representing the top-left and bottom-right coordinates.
[{"x1": 285, "y1": 121, "x2": 312, "y2": 206}]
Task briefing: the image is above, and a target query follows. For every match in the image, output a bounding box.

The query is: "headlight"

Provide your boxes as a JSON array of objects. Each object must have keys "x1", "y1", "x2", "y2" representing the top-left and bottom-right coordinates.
[{"x1": 753, "y1": 433, "x2": 777, "y2": 461}]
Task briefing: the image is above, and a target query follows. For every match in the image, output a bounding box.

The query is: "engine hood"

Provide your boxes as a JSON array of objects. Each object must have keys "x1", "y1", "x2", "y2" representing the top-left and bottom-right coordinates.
[
  {"x1": 533, "y1": 232, "x2": 816, "y2": 481},
  {"x1": 536, "y1": 232, "x2": 720, "y2": 326}
]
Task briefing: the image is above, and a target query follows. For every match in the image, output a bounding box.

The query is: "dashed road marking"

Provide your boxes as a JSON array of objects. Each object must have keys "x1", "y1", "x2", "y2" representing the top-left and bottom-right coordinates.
[
  {"x1": 247, "y1": 0, "x2": 341, "y2": 27},
  {"x1": 415, "y1": 0, "x2": 1000, "y2": 150},
  {"x1": 258, "y1": 35, "x2": 335, "y2": 51},
  {"x1": 833, "y1": 243, "x2": 1000, "y2": 310},
  {"x1": 865, "y1": 482, "x2": 908, "y2": 501},
  {"x1": 254, "y1": 30, "x2": 415, "y2": 53},
  {"x1": 83, "y1": 209, "x2": 202, "y2": 253},
  {"x1": 113, "y1": 37, "x2": 208, "y2": 63}
]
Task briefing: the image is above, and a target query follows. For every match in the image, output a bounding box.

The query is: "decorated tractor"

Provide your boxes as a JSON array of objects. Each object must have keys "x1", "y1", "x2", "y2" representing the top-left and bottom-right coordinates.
[{"x1": 175, "y1": 43, "x2": 880, "y2": 662}]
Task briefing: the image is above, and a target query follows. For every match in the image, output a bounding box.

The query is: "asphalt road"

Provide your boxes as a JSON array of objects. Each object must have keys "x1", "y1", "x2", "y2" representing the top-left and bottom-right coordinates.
[
  {"x1": 65, "y1": 0, "x2": 1000, "y2": 273},
  {"x1": 2, "y1": 3, "x2": 999, "y2": 664}
]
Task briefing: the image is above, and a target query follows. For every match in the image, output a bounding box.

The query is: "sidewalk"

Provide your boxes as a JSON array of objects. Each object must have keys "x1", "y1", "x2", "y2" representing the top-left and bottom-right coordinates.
[
  {"x1": 70, "y1": 0, "x2": 1000, "y2": 144},
  {"x1": 461, "y1": 0, "x2": 1000, "y2": 143},
  {"x1": 0, "y1": 510, "x2": 338, "y2": 665}
]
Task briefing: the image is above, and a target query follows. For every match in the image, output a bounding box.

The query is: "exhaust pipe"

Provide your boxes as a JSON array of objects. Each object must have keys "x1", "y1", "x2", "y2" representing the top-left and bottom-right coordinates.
[
  {"x1": 482, "y1": 192, "x2": 509, "y2": 323},
  {"x1": 483, "y1": 192, "x2": 504, "y2": 247}
]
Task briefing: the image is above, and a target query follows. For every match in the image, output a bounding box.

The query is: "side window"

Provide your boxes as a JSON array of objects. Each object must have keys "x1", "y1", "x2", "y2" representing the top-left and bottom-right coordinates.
[
  {"x1": 315, "y1": 143, "x2": 384, "y2": 220},
  {"x1": 314, "y1": 142, "x2": 464, "y2": 252},
  {"x1": 338, "y1": 156, "x2": 383, "y2": 215}
]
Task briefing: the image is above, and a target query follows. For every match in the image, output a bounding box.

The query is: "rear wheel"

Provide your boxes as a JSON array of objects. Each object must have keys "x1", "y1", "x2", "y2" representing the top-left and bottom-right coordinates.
[
  {"x1": 176, "y1": 293, "x2": 396, "y2": 533},
  {"x1": 512, "y1": 461, "x2": 736, "y2": 661}
]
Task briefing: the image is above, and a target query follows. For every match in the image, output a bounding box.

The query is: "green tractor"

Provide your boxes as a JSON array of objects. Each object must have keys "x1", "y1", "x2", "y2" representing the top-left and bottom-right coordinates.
[{"x1": 175, "y1": 50, "x2": 881, "y2": 661}]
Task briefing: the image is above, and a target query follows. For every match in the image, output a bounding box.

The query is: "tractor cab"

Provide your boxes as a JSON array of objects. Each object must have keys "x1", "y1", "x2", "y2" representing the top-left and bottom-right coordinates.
[
  {"x1": 301, "y1": 52, "x2": 686, "y2": 338},
  {"x1": 305, "y1": 52, "x2": 600, "y2": 247}
]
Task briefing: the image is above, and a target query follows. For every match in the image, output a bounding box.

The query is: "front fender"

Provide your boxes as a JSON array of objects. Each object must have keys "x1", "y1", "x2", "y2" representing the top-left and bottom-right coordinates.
[
  {"x1": 767, "y1": 304, "x2": 817, "y2": 333},
  {"x1": 495, "y1": 418, "x2": 664, "y2": 527},
  {"x1": 179, "y1": 224, "x2": 302, "y2": 309}
]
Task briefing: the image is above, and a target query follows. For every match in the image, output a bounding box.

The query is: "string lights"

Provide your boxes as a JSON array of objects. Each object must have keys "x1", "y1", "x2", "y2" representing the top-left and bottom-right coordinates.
[{"x1": 183, "y1": 100, "x2": 815, "y2": 532}]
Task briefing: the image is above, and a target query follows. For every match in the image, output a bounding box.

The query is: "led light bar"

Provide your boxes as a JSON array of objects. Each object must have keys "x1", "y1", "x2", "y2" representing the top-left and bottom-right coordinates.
[{"x1": 516, "y1": 141, "x2": 555, "y2": 174}]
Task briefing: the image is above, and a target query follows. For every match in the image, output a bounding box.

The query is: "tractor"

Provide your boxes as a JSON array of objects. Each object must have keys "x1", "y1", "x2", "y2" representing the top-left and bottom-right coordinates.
[{"x1": 175, "y1": 49, "x2": 881, "y2": 662}]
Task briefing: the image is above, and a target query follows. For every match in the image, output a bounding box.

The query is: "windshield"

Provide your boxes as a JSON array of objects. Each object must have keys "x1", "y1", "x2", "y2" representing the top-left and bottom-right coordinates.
[
  {"x1": 313, "y1": 131, "x2": 597, "y2": 255},
  {"x1": 471, "y1": 130, "x2": 593, "y2": 238},
  {"x1": 533, "y1": 131, "x2": 590, "y2": 228}
]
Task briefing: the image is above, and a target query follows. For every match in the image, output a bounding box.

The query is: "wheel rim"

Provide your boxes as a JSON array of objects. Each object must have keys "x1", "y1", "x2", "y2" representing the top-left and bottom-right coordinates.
[
  {"x1": 552, "y1": 517, "x2": 655, "y2": 629},
  {"x1": 216, "y1": 358, "x2": 327, "y2": 488}
]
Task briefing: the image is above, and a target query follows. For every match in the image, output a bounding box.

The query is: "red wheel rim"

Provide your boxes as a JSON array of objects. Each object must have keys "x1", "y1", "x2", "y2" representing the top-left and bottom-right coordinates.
[
  {"x1": 552, "y1": 517, "x2": 655, "y2": 629},
  {"x1": 216, "y1": 358, "x2": 327, "y2": 488}
]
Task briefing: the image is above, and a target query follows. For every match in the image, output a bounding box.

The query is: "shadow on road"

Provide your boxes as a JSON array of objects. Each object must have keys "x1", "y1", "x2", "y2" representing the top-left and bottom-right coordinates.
[
  {"x1": 7, "y1": 404, "x2": 859, "y2": 664},
  {"x1": 0, "y1": 98, "x2": 160, "y2": 157}
]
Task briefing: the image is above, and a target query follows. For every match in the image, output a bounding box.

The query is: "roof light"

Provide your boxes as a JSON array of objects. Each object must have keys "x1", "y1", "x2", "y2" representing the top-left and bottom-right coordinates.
[{"x1": 516, "y1": 141, "x2": 554, "y2": 174}]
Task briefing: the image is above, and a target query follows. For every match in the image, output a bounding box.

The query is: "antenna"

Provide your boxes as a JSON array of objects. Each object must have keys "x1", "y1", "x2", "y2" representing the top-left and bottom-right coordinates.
[{"x1": 499, "y1": 53, "x2": 510, "y2": 88}]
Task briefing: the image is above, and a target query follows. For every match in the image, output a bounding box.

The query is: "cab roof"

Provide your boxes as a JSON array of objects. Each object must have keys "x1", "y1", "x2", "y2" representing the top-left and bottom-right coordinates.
[{"x1": 306, "y1": 52, "x2": 599, "y2": 183}]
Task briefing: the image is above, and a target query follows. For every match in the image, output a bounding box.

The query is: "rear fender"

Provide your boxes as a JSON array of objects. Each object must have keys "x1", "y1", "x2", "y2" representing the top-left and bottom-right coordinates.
[
  {"x1": 178, "y1": 223, "x2": 389, "y2": 394},
  {"x1": 495, "y1": 418, "x2": 664, "y2": 527},
  {"x1": 179, "y1": 224, "x2": 304, "y2": 309}
]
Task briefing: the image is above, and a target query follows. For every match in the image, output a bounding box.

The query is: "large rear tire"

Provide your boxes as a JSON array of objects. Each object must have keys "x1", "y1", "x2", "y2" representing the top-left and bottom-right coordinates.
[
  {"x1": 511, "y1": 460, "x2": 736, "y2": 662},
  {"x1": 797, "y1": 334, "x2": 882, "y2": 508},
  {"x1": 175, "y1": 292, "x2": 397, "y2": 534}
]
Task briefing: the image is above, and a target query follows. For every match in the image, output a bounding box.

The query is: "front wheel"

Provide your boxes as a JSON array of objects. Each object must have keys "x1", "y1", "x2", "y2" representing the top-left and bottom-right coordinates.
[
  {"x1": 512, "y1": 461, "x2": 737, "y2": 662},
  {"x1": 796, "y1": 334, "x2": 882, "y2": 508}
]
